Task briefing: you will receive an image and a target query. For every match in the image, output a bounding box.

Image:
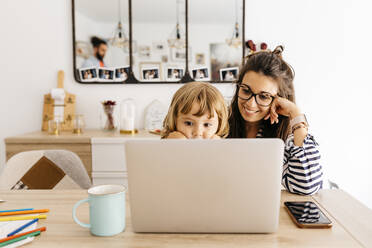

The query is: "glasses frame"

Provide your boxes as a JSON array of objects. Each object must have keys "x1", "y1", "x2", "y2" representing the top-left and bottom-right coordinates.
[{"x1": 237, "y1": 84, "x2": 275, "y2": 107}]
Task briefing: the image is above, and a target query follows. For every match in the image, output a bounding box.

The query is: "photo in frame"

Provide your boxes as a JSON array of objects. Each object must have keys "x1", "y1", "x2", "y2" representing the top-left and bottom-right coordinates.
[
  {"x1": 138, "y1": 45, "x2": 151, "y2": 58},
  {"x1": 195, "y1": 53, "x2": 205, "y2": 65},
  {"x1": 98, "y1": 68, "x2": 115, "y2": 82},
  {"x1": 115, "y1": 66, "x2": 130, "y2": 82},
  {"x1": 170, "y1": 47, "x2": 191, "y2": 62},
  {"x1": 79, "y1": 67, "x2": 98, "y2": 82},
  {"x1": 210, "y1": 43, "x2": 241, "y2": 81},
  {"x1": 191, "y1": 67, "x2": 210, "y2": 81},
  {"x1": 75, "y1": 41, "x2": 92, "y2": 59},
  {"x1": 219, "y1": 67, "x2": 239, "y2": 81},
  {"x1": 139, "y1": 62, "x2": 162, "y2": 81},
  {"x1": 166, "y1": 67, "x2": 184, "y2": 82}
]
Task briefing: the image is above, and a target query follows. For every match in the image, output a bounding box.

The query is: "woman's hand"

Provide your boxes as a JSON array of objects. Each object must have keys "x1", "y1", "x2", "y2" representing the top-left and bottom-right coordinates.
[
  {"x1": 211, "y1": 134, "x2": 221, "y2": 139},
  {"x1": 166, "y1": 131, "x2": 187, "y2": 139},
  {"x1": 264, "y1": 96, "x2": 302, "y2": 124}
]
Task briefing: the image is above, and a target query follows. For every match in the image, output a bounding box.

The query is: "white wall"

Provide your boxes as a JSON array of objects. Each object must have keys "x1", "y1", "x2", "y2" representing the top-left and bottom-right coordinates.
[{"x1": 1, "y1": 0, "x2": 372, "y2": 208}]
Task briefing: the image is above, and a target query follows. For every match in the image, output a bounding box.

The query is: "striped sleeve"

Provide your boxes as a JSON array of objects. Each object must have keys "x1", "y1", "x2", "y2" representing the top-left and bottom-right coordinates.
[{"x1": 282, "y1": 133, "x2": 323, "y2": 195}]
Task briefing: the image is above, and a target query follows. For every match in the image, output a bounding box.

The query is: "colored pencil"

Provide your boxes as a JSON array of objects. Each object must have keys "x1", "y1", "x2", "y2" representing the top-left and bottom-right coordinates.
[
  {"x1": 0, "y1": 208, "x2": 33, "y2": 213},
  {"x1": 0, "y1": 214, "x2": 47, "y2": 222},
  {"x1": 7, "y1": 218, "x2": 39, "y2": 237},
  {"x1": 0, "y1": 209, "x2": 49, "y2": 216},
  {"x1": 0, "y1": 227, "x2": 46, "y2": 243},
  {"x1": 11, "y1": 237, "x2": 34, "y2": 247},
  {"x1": 0, "y1": 231, "x2": 41, "y2": 247}
]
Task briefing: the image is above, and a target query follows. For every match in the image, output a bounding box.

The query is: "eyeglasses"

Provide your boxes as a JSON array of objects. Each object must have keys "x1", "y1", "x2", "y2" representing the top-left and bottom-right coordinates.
[{"x1": 238, "y1": 84, "x2": 275, "y2": 107}]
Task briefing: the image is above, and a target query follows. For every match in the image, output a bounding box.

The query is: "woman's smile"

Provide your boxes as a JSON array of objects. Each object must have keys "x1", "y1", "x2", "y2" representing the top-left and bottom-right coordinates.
[{"x1": 243, "y1": 106, "x2": 260, "y2": 115}]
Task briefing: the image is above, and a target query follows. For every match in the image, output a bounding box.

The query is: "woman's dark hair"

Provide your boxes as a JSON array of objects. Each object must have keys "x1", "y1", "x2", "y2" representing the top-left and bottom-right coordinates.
[
  {"x1": 90, "y1": 36, "x2": 107, "y2": 48},
  {"x1": 228, "y1": 45, "x2": 295, "y2": 141}
]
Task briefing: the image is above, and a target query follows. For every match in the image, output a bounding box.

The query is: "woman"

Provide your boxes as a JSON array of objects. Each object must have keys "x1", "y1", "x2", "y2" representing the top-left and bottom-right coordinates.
[{"x1": 228, "y1": 45, "x2": 322, "y2": 195}]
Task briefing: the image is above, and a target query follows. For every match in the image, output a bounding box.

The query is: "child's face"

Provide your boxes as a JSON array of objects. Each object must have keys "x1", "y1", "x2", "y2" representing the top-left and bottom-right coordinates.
[{"x1": 176, "y1": 103, "x2": 219, "y2": 139}]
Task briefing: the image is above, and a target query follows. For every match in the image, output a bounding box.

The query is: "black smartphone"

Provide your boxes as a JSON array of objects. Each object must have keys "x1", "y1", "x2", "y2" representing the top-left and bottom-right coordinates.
[{"x1": 284, "y1": 201, "x2": 332, "y2": 228}]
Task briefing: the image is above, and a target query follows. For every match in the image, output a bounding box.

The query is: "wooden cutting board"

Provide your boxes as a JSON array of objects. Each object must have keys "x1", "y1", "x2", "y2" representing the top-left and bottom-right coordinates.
[{"x1": 42, "y1": 70, "x2": 76, "y2": 131}]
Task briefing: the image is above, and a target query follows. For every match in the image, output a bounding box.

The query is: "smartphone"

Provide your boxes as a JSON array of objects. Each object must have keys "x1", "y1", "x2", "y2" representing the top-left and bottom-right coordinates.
[{"x1": 284, "y1": 201, "x2": 332, "y2": 228}]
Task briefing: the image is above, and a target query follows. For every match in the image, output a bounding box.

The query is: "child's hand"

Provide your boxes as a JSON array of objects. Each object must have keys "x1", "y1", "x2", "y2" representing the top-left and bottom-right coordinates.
[
  {"x1": 166, "y1": 131, "x2": 187, "y2": 139},
  {"x1": 211, "y1": 134, "x2": 221, "y2": 139}
]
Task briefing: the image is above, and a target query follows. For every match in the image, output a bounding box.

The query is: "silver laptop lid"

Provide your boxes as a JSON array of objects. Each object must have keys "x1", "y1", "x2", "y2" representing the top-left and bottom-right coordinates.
[{"x1": 126, "y1": 139, "x2": 284, "y2": 233}]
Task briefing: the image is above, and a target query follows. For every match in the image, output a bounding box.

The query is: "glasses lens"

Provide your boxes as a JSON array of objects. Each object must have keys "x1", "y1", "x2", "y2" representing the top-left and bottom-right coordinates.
[
  {"x1": 239, "y1": 85, "x2": 253, "y2": 100},
  {"x1": 256, "y1": 94, "x2": 273, "y2": 106}
]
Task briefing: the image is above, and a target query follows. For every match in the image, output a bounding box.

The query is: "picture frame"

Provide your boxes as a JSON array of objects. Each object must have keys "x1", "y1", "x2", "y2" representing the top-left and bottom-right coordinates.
[
  {"x1": 191, "y1": 67, "x2": 210, "y2": 81},
  {"x1": 195, "y1": 53, "x2": 205, "y2": 65},
  {"x1": 98, "y1": 68, "x2": 115, "y2": 82},
  {"x1": 75, "y1": 41, "x2": 91, "y2": 59},
  {"x1": 219, "y1": 67, "x2": 239, "y2": 81},
  {"x1": 170, "y1": 47, "x2": 191, "y2": 62},
  {"x1": 79, "y1": 67, "x2": 98, "y2": 82},
  {"x1": 138, "y1": 45, "x2": 151, "y2": 58},
  {"x1": 210, "y1": 43, "x2": 241, "y2": 81},
  {"x1": 140, "y1": 62, "x2": 162, "y2": 81},
  {"x1": 166, "y1": 67, "x2": 184, "y2": 82},
  {"x1": 114, "y1": 66, "x2": 130, "y2": 82}
]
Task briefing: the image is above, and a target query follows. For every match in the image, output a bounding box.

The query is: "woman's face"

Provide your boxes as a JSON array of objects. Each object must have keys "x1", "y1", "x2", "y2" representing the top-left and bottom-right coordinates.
[{"x1": 238, "y1": 71, "x2": 278, "y2": 123}]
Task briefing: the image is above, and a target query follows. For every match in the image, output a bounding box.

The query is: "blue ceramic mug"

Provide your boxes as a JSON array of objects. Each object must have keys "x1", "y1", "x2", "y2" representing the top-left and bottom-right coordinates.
[{"x1": 72, "y1": 184, "x2": 126, "y2": 236}]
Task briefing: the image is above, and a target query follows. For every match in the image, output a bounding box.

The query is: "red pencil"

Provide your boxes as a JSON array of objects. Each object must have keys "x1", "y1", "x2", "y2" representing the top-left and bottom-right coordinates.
[
  {"x1": 0, "y1": 209, "x2": 49, "y2": 216},
  {"x1": 0, "y1": 227, "x2": 46, "y2": 243}
]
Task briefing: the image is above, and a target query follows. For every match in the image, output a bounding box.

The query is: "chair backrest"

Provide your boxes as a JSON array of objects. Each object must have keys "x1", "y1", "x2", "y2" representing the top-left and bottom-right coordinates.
[{"x1": 0, "y1": 150, "x2": 91, "y2": 190}]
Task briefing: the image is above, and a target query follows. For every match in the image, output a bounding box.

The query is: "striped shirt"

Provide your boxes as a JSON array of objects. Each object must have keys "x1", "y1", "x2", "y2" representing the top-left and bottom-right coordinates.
[{"x1": 257, "y1": 129, "x2": 323, "y2": 195}]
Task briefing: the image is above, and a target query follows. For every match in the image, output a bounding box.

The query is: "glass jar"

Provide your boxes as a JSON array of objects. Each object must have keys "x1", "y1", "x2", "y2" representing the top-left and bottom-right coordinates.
[
  {"x1": 101, "y1": 100, "x2": 118, "y2": 131},
  {"x1": 120, "y1": 98, "x2": 137, "y2": 134},
  {"x1": 72, "y1": 114, "x2": 85, "y2": 134},
  {"x1": 48, "y1": 119, "x2": 61, "y2": 135}
]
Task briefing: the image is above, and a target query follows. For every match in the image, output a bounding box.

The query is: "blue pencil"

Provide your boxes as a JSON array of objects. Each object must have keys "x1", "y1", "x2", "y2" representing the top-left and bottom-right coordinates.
[
  {"x1": 0, "y1": 208, "x2": 33, "y2": 213},
  {"x1": 6, "y1": 218, "x2": 39, "y2": 237}
]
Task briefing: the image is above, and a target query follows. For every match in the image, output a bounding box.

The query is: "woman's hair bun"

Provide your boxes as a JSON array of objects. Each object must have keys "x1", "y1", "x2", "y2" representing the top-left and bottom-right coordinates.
[{"x1": 272, "y1": 45, "x2": 284, "y2": 58}]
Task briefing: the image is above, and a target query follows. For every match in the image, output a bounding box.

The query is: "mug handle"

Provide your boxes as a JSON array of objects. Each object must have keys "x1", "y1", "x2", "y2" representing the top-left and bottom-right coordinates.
[{"x1": 72, "y1": 198, "x2": 91, "y2": 228}]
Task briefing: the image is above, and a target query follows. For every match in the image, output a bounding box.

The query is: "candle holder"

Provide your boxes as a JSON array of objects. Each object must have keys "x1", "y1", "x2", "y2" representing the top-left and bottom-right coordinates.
[
  {"x1": 48, "y1": 119, "x2": 61, "y2": 135},
  {"x1": 72, "y1": 114, "x2": 85, "y2": 134},
  {"x1": 120, "y1": 98, "x2": 138, "y2": 134}
]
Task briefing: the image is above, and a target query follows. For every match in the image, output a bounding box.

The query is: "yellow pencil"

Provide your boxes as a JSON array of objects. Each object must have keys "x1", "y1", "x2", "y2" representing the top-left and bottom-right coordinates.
[{"x1": 0, "y1": 214, "x2": 47, "y2": 222}]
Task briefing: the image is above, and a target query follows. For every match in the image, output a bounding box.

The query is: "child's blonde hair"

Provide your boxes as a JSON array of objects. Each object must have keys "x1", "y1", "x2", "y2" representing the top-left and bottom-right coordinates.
[{"x1": 162, "y1": 82, "x2": 229, "y2": 138}]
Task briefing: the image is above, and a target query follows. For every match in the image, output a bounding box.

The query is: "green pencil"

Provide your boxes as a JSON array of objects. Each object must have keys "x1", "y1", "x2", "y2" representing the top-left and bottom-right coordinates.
[{"x1": 0, "y1": 230, "x2": 41, "y2": 247}]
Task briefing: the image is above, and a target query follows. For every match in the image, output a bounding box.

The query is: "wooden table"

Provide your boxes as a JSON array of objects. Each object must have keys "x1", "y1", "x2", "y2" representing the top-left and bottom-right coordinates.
[{"x1": 0, "y1": 189, "x2": 370, "y2": 247}]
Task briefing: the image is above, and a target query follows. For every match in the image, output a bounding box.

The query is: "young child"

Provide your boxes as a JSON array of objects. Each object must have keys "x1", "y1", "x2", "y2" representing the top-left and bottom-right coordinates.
[{"x1": 161, "y1": 82, "x2": 229, "y2": 139}]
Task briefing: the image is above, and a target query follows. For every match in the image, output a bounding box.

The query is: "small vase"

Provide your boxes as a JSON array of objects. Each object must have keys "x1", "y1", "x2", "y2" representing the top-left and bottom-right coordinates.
[{"x1": 101, "y1": 103, "x2": 118, "y2": 131}]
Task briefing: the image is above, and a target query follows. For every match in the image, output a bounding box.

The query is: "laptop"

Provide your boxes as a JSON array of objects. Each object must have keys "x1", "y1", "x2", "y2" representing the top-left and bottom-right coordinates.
[{"x1": 125, "y1": 139, "x2": 284, "y2": 233}]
